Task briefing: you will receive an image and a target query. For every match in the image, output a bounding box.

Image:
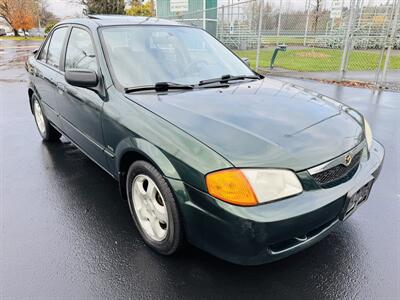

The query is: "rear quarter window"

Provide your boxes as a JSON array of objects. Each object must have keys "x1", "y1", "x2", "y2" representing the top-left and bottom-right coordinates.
[{"x1": 37, "y1": 39, "x2": 49, "y2": 61}]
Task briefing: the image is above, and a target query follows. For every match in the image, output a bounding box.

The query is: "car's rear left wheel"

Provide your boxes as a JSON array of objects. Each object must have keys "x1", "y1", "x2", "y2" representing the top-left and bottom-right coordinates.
[
  {"x1": 32, "y1": 96, "x2": 61, "y2": 142},
  {"x1": 126, "y1": 160, "x2": 184, "y2": 255}
]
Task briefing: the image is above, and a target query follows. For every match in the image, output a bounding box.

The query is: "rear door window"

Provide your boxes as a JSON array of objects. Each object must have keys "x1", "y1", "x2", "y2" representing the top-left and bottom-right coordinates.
[{"x1": 46, "y1": 27, "x2": 68, "y2": 69}]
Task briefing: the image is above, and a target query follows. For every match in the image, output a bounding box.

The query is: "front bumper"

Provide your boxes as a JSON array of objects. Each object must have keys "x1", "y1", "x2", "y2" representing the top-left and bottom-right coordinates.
[{"x1": 169, "y1": 140, "x2": 384, "y2": 265}]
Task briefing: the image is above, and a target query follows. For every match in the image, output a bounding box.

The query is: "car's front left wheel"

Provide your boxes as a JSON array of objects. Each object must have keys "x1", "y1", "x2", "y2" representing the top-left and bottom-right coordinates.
[
  {"x1": 32, "y1": 96, "x2": 61, "y2": 142},
  {"x1": 126, "y1": 160, "x2": 184, "y2": 255}
]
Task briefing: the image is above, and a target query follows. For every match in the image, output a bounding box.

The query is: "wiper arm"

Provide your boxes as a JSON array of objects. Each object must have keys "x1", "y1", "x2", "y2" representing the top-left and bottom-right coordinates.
[
  {"x1": 198, "y1": 74, "x2": 261, "y2": 86},
  {"x1": 125, "y1": 82, "x2": 194, "y2": 93}
]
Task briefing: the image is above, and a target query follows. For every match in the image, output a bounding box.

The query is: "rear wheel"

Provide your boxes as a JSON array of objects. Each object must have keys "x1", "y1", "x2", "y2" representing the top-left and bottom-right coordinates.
[
  {"x1": 32, "y1": 96, "x2": 61, "y2": 142},
  {"x1": 126, "y1": 160, "x2": 184, "y2": 255}
]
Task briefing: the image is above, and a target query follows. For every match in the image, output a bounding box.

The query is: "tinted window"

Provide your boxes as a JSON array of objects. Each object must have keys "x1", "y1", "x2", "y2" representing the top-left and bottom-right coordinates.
[
  {"x1": 47, "y1": 27, "x2": 68, "y2": 69},
  {"x1": 38, "y1": 39, "x2": 49, "y2": 61},
  {"x1": 65, "y1": 28, "x2": 97, "y2": 71}
]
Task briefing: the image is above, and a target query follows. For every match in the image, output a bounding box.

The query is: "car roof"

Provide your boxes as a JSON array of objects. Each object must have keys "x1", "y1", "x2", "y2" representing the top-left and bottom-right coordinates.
[{"x1": 58, "y1": 15, "x2": 188, "y2": 29}]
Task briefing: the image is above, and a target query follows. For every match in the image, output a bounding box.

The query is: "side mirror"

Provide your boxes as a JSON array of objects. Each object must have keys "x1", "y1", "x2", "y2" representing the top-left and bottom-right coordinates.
[
  {"x1": 33, "y1": 48, "x2": 39, "y2": 55},
  {"x1": 65, "y1": 69, "x2": 98, "y2": 88},
  {"x1": 241, "y1": 57, "x2": 250, "y2": 67}
]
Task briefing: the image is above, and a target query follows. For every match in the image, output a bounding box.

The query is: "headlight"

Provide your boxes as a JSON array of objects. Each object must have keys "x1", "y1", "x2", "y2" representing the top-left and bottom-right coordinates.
[
  {"x1": 206, "y1": 169, "x2": 303, "y2": 206},
  {"x1": 364, "y1": 117, "x2": 373, "y2": 151}
]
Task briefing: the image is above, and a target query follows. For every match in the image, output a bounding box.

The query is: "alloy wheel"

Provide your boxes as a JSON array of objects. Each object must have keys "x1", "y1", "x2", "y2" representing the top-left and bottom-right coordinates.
[
  {"x1": 131, "y1": 174, "x2": 169, "y2": 241},
  {"x1": 33, "y1": 99, "x2": 46, "y2": 136}
]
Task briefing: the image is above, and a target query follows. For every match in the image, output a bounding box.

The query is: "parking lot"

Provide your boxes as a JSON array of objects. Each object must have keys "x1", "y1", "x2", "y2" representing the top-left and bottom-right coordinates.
[{"x1": 1, "y1": 41, "x2": 399, "y2": 299}]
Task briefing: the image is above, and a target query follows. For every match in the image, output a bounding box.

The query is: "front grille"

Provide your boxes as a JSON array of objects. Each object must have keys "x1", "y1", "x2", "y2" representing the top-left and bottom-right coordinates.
[{"x1": 312, "y1": 151, "x2": 363, "y2": 188}]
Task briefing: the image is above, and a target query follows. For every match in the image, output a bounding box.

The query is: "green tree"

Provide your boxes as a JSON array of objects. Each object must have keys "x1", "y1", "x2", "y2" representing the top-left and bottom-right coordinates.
[
  {"x1": 81, "y1": 0, "x2": 125, "y2": 15},
  {"x1": 44, "y1": 20, "x2": 56, "y2": 34}
]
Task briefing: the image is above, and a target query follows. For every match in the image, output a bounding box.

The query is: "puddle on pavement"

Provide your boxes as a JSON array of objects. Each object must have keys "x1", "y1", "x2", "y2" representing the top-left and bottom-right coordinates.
[{"x1": 10, "y1": 55, "x2": 29, "y2": 63}]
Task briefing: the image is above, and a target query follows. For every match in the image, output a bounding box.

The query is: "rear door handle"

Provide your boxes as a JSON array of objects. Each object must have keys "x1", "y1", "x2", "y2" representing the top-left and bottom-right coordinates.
[
  {"x1": 35, "y1": 70, "x2": 44, "y2": 79},
  {"x1": 56, "y1": 82, "x2": 67, "y2": 94}
]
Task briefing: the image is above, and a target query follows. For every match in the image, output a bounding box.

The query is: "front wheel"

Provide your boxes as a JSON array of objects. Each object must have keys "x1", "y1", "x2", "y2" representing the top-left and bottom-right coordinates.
[
  {"x1": 126, "y1": 160, "x2": 184, "y2": 255},
  {"x1": 32, "y1": 96, "x2": 61, "y2": 142}
]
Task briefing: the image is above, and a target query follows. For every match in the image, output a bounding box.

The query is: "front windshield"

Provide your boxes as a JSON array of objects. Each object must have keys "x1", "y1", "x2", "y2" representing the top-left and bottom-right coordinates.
[{"x1": 100, "y1": 25, "x2": 254, "y2": 88}]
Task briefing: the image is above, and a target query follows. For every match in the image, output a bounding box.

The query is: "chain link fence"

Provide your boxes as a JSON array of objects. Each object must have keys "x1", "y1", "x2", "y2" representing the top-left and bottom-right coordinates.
[{"x1": 158, "y1": 0, "x2": 400, "y2": 91}]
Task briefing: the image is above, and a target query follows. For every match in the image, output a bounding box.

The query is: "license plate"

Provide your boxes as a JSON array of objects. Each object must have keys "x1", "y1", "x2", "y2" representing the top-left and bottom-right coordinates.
[{"x1": 342, "y1": 180, "x2": 374, "y2": 220}]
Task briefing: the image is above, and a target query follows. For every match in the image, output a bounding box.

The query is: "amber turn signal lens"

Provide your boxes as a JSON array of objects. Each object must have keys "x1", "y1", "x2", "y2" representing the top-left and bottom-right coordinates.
[{"x1": 206, "y1": 169, "x2": 258, "y2": 206}]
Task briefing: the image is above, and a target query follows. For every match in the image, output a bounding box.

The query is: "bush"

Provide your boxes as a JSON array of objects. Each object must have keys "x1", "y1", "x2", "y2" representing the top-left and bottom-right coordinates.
[
  {"x1": 125, "y1": 1, "x2": 154, "y2": 17},
  {"x1": 45, "y1": 21, "x2": 57, "y2": 34}
]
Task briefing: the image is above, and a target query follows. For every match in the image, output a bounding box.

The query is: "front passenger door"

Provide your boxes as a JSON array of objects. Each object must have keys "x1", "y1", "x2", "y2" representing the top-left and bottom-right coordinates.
[{"x1": 57, "y1": 27, "x2": 108, "y2": 170}]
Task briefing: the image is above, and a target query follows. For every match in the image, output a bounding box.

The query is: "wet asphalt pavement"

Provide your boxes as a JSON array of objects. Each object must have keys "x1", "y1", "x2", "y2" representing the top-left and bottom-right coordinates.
[{"x1": 0, "y1": 40, "x2": 399, "y2": 299}]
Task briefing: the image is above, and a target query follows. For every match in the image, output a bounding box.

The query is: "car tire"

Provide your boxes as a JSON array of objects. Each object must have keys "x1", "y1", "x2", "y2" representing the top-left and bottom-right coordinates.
[
  {"x1": 32, "y1": 96, "x2": 61, "y2": 142},
  {"x1": 126, "y1": 160, "x2": 184, "y2": 255}
]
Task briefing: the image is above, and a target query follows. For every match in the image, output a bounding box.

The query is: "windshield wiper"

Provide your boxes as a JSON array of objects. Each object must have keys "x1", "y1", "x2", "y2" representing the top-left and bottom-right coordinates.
[
  {"x1": 125, "y1": 82, "x2": 194, "y2": 93},
  {"x1": 198, "y1": 74, "x2": 261, "y2": 86}
]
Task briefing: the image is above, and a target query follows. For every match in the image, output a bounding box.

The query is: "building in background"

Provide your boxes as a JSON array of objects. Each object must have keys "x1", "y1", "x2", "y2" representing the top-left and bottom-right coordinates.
[
  {"x1": 155, "y1": 0, "x2": 218, "y2": 35},
  {"x1": 0, "y1": 17, "x2": 13, "y2": 33}
]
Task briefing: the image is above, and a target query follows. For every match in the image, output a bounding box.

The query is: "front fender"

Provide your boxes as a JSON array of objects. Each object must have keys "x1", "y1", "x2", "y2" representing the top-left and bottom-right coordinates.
[
  {"x1": 115, "y1": 136, "x2": 182, "y2": 180},
  {"x1": 103, "y1": 88, "x2": 233, "y2": 192}
]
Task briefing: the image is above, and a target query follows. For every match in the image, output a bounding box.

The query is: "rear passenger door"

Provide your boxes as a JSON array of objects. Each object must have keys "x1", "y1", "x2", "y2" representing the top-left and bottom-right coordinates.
[
  {"x1": 34, "y1": 26, "x2": 69, "y2": 129},
  {"x1": 57, "y1": 26, "x2": 109, "y2": 170}
]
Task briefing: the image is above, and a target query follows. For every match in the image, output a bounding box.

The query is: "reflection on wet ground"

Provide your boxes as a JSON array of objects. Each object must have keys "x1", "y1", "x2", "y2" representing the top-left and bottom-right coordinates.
[{"x1": 0, "y1": 40, "x2": 41, "y2": 82}]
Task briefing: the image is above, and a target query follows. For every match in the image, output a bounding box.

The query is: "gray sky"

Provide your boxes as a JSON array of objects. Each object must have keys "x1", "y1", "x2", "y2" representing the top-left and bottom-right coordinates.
[{"x1": 47, "y1": 0, "x2": 84, "y2": 18}]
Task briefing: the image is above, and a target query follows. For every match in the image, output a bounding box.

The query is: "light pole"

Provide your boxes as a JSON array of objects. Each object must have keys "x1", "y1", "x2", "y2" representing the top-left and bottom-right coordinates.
[
  {"x1": 277, "y1": 0, "x2": 283, "y2": 38},
  {"x1": 255, "y1": 0, "x2": 264, "y2": 70},
  {"x1": 203, "y1": 0, "x2": 206, "y2": 30},
  {"x1": 381, "y1": 0, "x2": 399, "y2": 84},
  {"x1": 304, "y1": 0, "x2": 311, "y2": 46}
]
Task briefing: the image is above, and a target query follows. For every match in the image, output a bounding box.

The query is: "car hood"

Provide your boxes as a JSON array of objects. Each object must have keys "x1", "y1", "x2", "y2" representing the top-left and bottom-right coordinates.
[{"x1": 124, "y1": 78, "x2": 364, "y2": 171}]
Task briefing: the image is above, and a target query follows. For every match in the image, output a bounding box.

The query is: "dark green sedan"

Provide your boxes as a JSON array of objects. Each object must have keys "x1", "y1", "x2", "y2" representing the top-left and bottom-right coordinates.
[{"x1": 26, "y1": 16, "x2": 384, "y2": 265}]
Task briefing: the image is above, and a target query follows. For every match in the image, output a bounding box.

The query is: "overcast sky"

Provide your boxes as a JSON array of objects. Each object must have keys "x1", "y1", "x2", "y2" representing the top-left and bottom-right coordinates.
[{"x1": 47, "y1": 0, "x2": 84, "y2": 18}]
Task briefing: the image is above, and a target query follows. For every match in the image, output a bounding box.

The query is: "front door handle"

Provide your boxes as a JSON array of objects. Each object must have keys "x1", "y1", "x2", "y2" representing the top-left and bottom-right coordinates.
[{"x1": 56, "y1": 82, "x2": 67, "y2": 94}]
